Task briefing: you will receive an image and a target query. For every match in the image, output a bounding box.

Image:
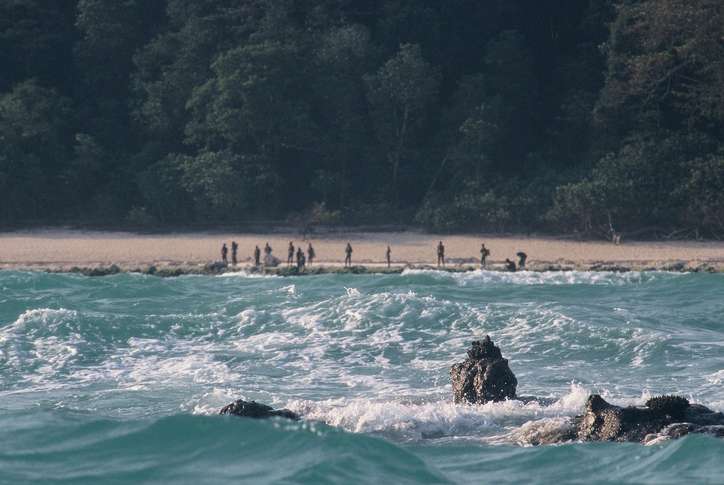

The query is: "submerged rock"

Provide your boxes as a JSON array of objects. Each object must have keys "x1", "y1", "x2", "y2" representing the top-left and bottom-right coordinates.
[
  {"x1": 450, "y1": 336, "x2": 517, "y2": 404},
  {"x1": 578, "y1": 394, "x2": 724, "y2": 443},
  {"x1": 219, "y1": 399, "x2": 299, "y2": 420}
]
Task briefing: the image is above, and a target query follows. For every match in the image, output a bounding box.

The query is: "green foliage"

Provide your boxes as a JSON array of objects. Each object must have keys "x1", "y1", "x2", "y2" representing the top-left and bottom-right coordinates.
[
  {"x1": 365, "y1": 43, "x2": 439, "y2": 201},
  {"x1": 682, "y1": 155, "x2": 724, "y2": 236},
  {"x1": 0, "y1": 80, "x2": 73, "y2": 223},
  {"x1": 2, "y1": 0, "x2": 724, "y2": 238}
]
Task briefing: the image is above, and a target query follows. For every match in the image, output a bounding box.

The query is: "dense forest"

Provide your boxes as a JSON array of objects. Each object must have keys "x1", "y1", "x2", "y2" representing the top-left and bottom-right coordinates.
[{"x1": 1, "y1": 0, "x2": 724, "y2": 238}]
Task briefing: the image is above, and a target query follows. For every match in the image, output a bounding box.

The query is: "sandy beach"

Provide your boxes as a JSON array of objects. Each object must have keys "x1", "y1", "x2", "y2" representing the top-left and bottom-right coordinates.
[{"x1": 2, "y1": 229, "x2": 724, "y2": 273}]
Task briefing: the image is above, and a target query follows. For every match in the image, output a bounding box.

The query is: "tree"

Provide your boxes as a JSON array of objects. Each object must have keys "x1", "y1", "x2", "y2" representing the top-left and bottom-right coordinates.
[
  {"x1": 0, "y1": 80, "x2": 74, "y2": 222},
  {"x1": 365, "y1": 43, "x2": 438, "y2": 203}
]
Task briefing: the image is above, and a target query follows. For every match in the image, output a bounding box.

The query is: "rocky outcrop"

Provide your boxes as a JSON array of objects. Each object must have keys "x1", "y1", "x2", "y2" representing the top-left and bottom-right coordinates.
[
  {"x1": 219, "y1": 400, "x2": 299, "y2": 420},
  {"x1": 578, "y1": 394, "x2": 724, "y2": 443},
  {"x1": 450, "y1": 336, "x2": 517, "y2": 404}
]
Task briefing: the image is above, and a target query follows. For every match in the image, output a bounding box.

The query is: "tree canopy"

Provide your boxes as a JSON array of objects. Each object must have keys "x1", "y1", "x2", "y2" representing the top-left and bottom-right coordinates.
[{"x1": 2, "y1": 0, "x2": 724, "y2": 237}]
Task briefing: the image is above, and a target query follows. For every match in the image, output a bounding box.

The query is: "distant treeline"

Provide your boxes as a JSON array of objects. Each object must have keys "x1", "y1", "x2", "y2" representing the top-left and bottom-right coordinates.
[{"x1": 2, "y1": 1, "x2": 724, "y2": 237}]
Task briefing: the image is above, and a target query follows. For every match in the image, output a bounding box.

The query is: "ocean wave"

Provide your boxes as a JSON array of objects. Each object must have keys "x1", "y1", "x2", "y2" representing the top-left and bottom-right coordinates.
[
  {"x1": 0, "y1": 411, "x2": 447, "y2": 484},
  {"x1": 217, "y1": 270, "x2": 277, "y2": 279},
  {"x1": 400, "y1": 268, "x2": 674, "y2": 286},
  {"x1": 279, "y1": 383, "x2": 591, "y2": 443}
]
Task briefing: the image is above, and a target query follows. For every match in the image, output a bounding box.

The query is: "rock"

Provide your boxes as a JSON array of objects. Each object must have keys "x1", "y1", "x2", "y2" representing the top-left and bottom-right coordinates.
[
  {"x1": 219, "y1": 399, "x2": 299, "y2": 420},
  {"x1": 263, "y1": 254, "x2": 280, "y2": 267},
  {"x1": 204, "y1": 261, "x2": 228, "y2": 273},
  {"x1": 81, "y1": 265, "x2": 121, "y2": 277},
  {"x1": 577, "y1": 394, "x2": 724, "y2": 443},
  {"x1": 450, "y1": 336, "x2": 517, "y2": 404}
]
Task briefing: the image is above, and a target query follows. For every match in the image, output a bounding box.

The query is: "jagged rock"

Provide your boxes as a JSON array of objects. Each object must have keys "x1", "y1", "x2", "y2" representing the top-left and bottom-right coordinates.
[
  {"x1": 578, "y1": 394, "x2": 724, "y2": 442},
  {"x1": 450, "y1": 336, "x2": 517, "y2": 404},
  {"x1": 219, "y1": 400, "x2": 299, "y2": 420}
]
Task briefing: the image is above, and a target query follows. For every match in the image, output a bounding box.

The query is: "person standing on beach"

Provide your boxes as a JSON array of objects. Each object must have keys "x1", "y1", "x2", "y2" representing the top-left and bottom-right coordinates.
[
  {"x1": 345, "y1": 243, "x2": 353, "y2": 267},
  {"x1": 516, "y1": 251, "x2": 527, "y2": 270},
  {"x1": 437, "y1": 241, "x2": 445, "y2": 267},
  {"x1": 505, "y1": 258, "x2": 516, "y2": 272},
  {"x1": 231, "y1": 241, "x2": 238, "y2": 265},
  {"x1": 296, "y1": 246, "x2": 304, "y2": 269},
  {"x1": 254, "y1": 245, "x2": 261, "y2": 267},
  {"x1": 307, "y1": 243, "x2": 315, "y2": 266},
  {"x1": 264, "y1": 242, "x2": 272, "y2": 256},
  {"x1": 221, "y1": 243, "x2": 228, "y2": 264},
  {"x1": 287, "y1": 241, "x2": 295, "y2": 267},
  {"x1": 480, "y1": 243, "x2": 490, "y2": 268},
  {"x1": 386, "y1": 245, "x2": 391, "y2": 268}
]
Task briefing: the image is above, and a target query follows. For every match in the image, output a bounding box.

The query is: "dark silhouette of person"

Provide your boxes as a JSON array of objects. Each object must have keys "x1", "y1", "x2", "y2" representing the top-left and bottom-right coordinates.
[
  {"x1": 307, "y1": 243, "x2": 315, "y2": 266},
  {"x1": 386, "y1": 245, "x2": 391, "y2": 268},
  {"x1": 480, "y1": 243, "x2": 490, "y2": 268},
  {"x1": 287, "y1": 241, "x2": 295, "y2": 267},
  {"x1": 437, "y1": 241, "x2": 445, "y2": 267},
  {"x1": 516, "y1": 251, "x2": 527, "y2": 270},
  {"x1": 221, "y1": 243, "x2": 228, "y2": 264},
  {"x1": 231, "y1": 241, "x2": 238, "y2": 265},
  {"x1": 505, "y1": 258, "x2": 516, "y2": 272},
  {"x1": 296, "y1": 247, "x2": 304, "y2": 269},
  {"x1": 344, "y1": 243, "x2": 353, "y2": 267},
  {"x1": 254, "y1": 245, "x2": 261, "y2": 267},
  {"x1": 264, "y1": 242, "x2": 272, "y2": 256}
]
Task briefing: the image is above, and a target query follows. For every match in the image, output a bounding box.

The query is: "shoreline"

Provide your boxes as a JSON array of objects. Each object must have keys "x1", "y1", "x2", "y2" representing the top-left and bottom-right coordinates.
[
  {"x1": 1, "y1": 260, "x2": 722, "y2": 277},
  {"x1": 2, "y1": 229, "x2": 724, "y2": 276}
]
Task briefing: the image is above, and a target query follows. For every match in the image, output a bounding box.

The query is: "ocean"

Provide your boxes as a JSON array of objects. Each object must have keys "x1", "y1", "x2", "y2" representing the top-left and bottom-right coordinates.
[{"x1": 1, "y1": 269, "x2": 723, "y2": 484}]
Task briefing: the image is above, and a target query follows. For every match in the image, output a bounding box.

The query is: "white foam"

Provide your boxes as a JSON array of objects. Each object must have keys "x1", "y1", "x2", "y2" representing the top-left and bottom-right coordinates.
[
  {"x1": 401, "y1": 268, "x2": 668, "y2": 286},
  {"x1": 706, "y1": 370, "x2": 724, "y2": 385},
  {"x1": 283, "y1": 383, "x2": 590, "y2": 442},
  {"x1": 217, "y1": 270, "x2": 276, "y2": 279},
  {"x1": 1, "y1": 308, "x2": 82, "y2": 379}
]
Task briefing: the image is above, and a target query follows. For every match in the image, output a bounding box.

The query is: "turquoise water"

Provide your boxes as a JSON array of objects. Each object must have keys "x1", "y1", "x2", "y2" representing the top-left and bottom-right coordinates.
[{"x1": 1, "y1": 269, "x2": 723, "y2": 484}]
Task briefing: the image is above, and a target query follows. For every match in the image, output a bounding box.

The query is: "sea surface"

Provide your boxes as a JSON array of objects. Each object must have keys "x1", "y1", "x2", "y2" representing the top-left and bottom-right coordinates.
[{"x1": 1, "y1": 269, "x2": 723, "y2": 484}]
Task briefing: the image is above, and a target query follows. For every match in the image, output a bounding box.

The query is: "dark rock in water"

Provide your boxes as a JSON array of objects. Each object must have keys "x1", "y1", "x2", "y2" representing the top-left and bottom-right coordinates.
[
  {"x1": 578, "y1": 394, "x2": 724, "y2": 443},
  {"x1": 450, "y1": 336, "x2": 517, "y2": 404},
  {"x1": 205, "y1": 261, "x2": 228, "y2": 273},
  {"x1": 219, "y1": 400, "x2": 299, "y2": 420}
]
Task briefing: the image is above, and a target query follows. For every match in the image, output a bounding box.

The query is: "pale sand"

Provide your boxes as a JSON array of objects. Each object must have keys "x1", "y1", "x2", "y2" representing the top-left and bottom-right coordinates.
[{"x1": 2, "y1": 229, "x2": 724, "y2": 271}]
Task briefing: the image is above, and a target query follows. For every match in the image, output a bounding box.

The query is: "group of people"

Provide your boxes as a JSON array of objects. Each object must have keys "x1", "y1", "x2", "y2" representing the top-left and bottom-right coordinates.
[
  {"x1": 285, "y1": 241, "x2": 316, "y2": 269},
  {"x1": 220, "y1": 240, "x2": 527, "y2": 271},
  {"x1": 437, "y1": 241, "x2": 525, "y2": 271},
  {"x1": 220, "y1": 241, "x2": 239, "y2": 265}
]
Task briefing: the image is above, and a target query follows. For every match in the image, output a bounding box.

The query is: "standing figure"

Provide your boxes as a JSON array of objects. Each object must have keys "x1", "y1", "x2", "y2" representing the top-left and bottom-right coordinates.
[
  {"x1": 437, "y1": 241, "x2": 445, "y2": 267},
  {"x1": 221, "y1": 243, "x2": 228, "y2": 264},
  {"x1": 264, "y1": 242, "x2": 272, "y2": 256},
  {"x1": 254, "y1": 245, "x2": 261, "y2": 267},
  {"x1": 231, "y1": 241, "x2": 239, "y2": 265},
  {"x1": 296, "y1": 247, "x2": 304, "y2": 269},
  {"x1": 307, "y1": 243, "x2": 315, "y2": 266},
  {"x1": 516, "y1": 251, "x2": 527, "y2": 270},
  {"x1": 287, "y1": 241, "x2": 295, "y2": 267},
  {"x1": 505, "y1": 258, "x2": 516, "y2": 272},
  {"x1": 344, "y1": 243, "x2": 353, "y2": 267},
  {"x1": 386, "y1": 245, "x2": 391, "y2": 268},
  {"x1": 480, "y1": 243, "x2": 490, "y2": 268}
]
